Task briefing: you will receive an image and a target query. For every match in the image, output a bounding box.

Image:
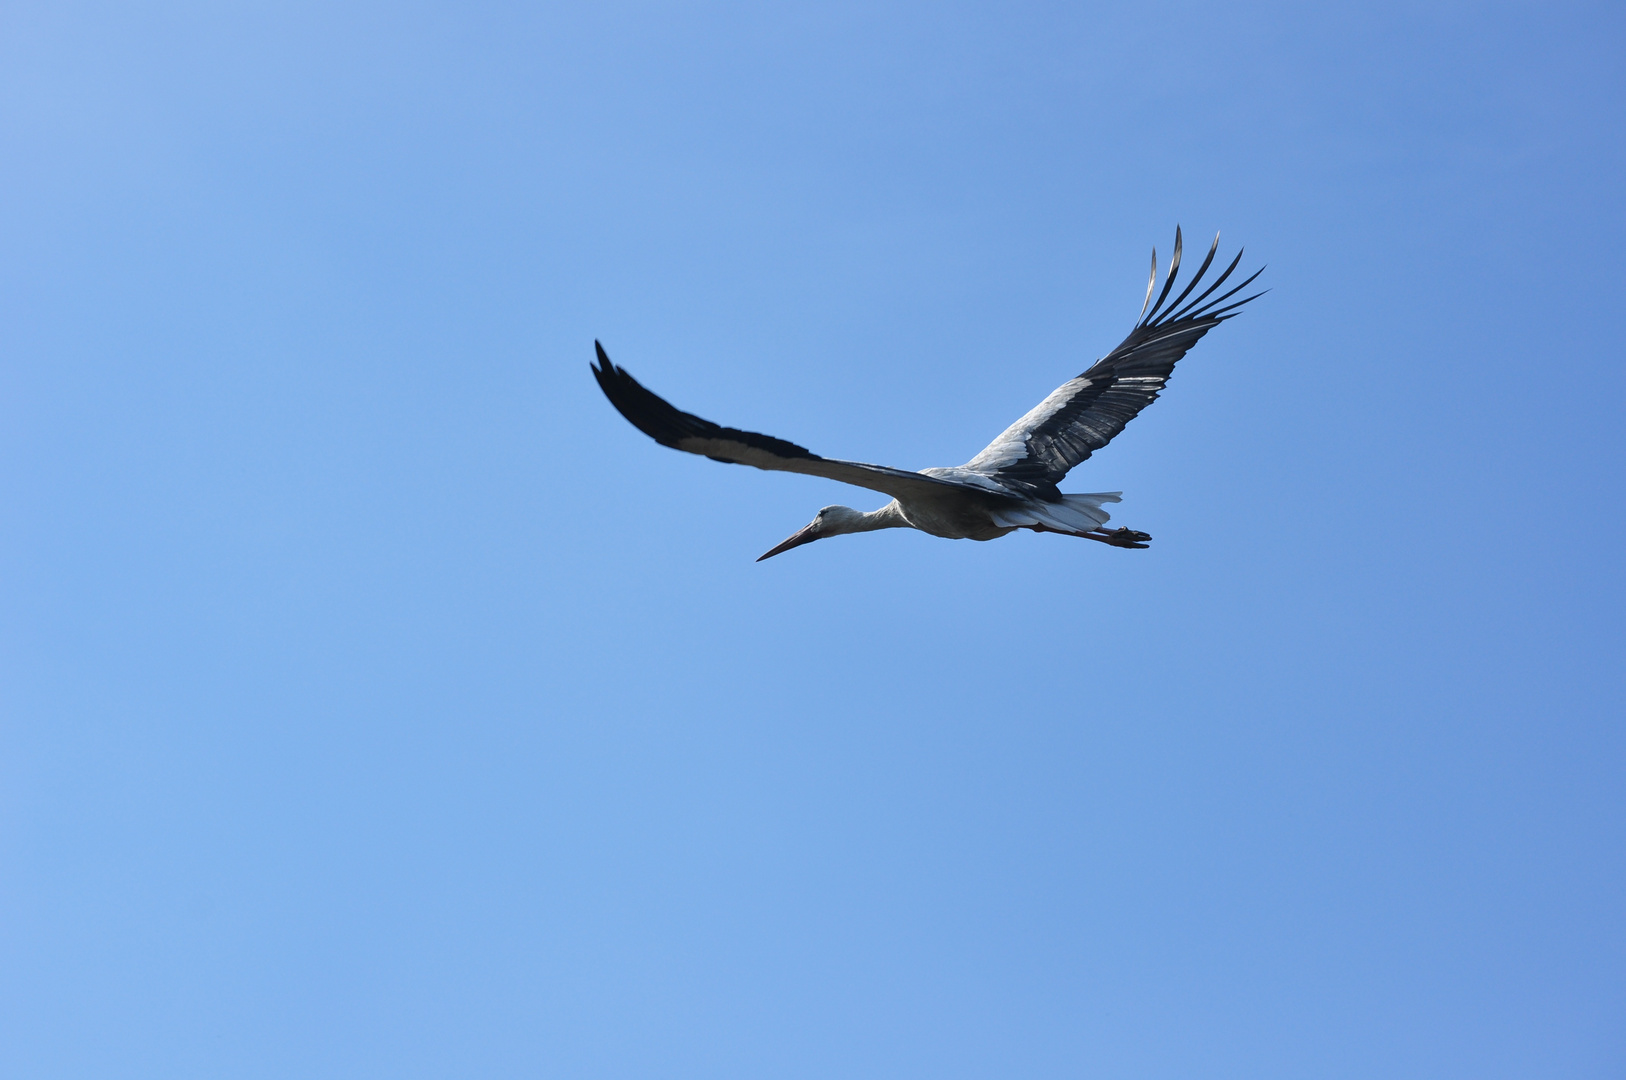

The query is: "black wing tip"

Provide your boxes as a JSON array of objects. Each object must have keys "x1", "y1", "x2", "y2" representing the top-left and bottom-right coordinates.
[
  {"x1": 1136, "y1": 232, "x2": 1264, "y2": 330},
  {"x1": 588, "y1": 343, "x2": 821, "y2": 462},
  {"x1": 588, "y1": 342, "x2": 681, "y2": 445},
  {"x1": 1210, "y1": 286, "x2": 1271, "y2": 320},
  {"x1": 1139, "y1": 227, "x2": 1182, "y2": 326},
  {"x1": 593, "y1": 339, "x2": 616, "y2": 376}
]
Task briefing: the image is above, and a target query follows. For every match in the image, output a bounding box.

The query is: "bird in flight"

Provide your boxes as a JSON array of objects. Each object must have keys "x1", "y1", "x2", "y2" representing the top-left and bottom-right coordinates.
[{"x1": 593, "y1": 228, "x2": 1263, "y2": 561}]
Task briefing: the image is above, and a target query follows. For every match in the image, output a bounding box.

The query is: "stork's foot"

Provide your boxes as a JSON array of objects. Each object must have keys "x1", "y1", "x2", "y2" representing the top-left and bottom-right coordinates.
[{"x1": 1084, "y1": 527, "x2": 1151, "y2": 549}]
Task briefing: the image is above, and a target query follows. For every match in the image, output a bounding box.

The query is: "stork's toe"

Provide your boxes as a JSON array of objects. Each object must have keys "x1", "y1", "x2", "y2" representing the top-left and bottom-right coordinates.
[{"x1": 1107, "y1": 527, "x2": 1152, "y2": 549}]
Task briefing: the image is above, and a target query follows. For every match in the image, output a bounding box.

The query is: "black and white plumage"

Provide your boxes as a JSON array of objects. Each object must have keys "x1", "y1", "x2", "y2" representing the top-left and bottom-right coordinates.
[{"x1": 593, "y1": 228, "x2": 1264, "y2": 560}]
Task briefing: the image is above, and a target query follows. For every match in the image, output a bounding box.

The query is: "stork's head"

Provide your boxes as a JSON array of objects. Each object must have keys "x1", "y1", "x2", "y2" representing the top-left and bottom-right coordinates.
[{"x1": 756, "y1": 506, "x2": 865, "y2": 561}]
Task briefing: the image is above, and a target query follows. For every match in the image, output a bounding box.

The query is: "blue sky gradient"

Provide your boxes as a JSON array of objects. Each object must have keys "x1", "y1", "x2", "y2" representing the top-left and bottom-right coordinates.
[{"x1": 3, "y1": 2, "x2": 1623, "y2": 1076}]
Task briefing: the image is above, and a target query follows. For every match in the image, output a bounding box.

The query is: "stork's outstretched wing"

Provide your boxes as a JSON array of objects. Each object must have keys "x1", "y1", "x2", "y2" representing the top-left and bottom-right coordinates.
[
  {"x1": 965, "y1": 228, "x2": 1265, "y2": 495},
  {"x1": 592, "y1": 343, "x2": 993, "y2": 504}
]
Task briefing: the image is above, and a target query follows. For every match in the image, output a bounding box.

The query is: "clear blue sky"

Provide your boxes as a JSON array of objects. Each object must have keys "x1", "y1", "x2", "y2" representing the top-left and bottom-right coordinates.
[{"x1": 3, "y1": 2, "x2": 1622, "y2": 1076}]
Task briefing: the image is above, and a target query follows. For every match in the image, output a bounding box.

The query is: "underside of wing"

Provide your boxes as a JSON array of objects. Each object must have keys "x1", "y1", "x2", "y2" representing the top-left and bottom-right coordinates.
[
  {"x1": 592, "y1": 342, "x2": 988, "y2": 504},
  {"x1": 966, "y1": 228, "x2": 1265, "y2": 493}
]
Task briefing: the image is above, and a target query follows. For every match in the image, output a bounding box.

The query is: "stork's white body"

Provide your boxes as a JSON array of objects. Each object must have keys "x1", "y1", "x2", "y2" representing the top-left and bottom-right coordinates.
[{"x1": 889, "y1": 471, "x2": 1124, "y2": 542}]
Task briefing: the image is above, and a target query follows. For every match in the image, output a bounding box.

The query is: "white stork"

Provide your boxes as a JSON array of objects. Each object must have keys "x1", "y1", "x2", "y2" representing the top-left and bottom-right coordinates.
[{"x1": 593, "y1": 228, "x2": 1263, "y2": 561}]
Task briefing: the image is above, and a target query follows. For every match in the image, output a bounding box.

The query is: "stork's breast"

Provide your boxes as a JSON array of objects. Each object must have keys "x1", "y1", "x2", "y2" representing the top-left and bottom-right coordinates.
[{"x1": 896, "y1": 492, "x2": 1007, "y2": 541}]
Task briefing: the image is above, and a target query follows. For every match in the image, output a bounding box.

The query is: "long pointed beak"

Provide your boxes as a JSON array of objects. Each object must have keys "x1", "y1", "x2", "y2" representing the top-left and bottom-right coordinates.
[{"x1": 756, "y1": 520, "x2": 823, "y2": 562}]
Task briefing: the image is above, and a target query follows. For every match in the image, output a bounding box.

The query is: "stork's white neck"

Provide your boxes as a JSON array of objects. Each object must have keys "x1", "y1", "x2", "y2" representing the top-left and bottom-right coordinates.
[{"x1": 823, "y1": 501, "x2": 911, "y2": 535}]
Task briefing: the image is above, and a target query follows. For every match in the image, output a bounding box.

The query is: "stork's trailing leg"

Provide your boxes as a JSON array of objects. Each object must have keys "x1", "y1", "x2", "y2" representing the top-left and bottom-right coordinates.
[{"x1": 1027, "y1": 524, "x2": 1151, "y2": 549}]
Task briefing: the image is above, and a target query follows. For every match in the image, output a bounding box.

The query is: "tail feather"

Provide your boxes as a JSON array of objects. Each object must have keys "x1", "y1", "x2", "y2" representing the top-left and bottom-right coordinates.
[{"x1": 991, "y1": 492, "x2": 1120, "y2": 533}]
